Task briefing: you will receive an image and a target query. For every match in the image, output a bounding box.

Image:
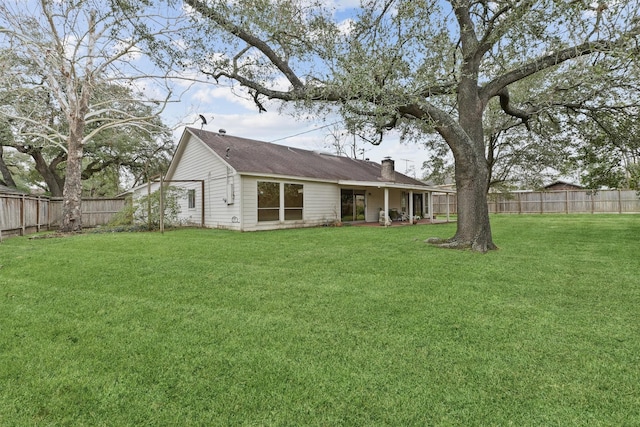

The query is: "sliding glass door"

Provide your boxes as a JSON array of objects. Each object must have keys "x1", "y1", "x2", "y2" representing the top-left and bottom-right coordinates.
[{"x1": 341, "y1": 189, "x2": 366, "y2": 222}]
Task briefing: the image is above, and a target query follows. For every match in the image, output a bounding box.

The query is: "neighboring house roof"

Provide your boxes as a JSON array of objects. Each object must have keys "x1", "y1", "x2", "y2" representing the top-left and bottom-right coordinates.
[
  {"x1": 0, "y1": 184, "x2": 26, "y2": 194},
  {"x1": 185, "y1": 127, "x2": 428, "y2": 187},
  {"x1": 543, "y1": 180, "x2": 583, "y2": 190}
]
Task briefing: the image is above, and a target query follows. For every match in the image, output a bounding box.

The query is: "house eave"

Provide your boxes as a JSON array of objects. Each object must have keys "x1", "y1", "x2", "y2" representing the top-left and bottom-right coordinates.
[
  {"x1": 238, "y1": 174, "x2": 442, "y2": 192},
  {"x1": 239, "y1": 172, "x2": 340, "y2": 184},
  {"x1": 337, "y1": 180, "x2": 440, "y2": 192}
]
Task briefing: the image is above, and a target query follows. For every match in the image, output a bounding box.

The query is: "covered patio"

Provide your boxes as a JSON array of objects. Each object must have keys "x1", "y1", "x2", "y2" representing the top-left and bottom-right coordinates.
[{"x1": 338, "y1": 179, "x2": 455, "y2": 226}]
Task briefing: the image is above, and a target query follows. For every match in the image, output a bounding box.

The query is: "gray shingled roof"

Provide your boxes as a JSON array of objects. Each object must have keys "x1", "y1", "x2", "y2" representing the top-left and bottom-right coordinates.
[
  {"x1": 187, "y1": 127, "x2": 427, "y2": 186},
  {"x1": 0, "y1": 184, "x2": 25, "y2": 194}
]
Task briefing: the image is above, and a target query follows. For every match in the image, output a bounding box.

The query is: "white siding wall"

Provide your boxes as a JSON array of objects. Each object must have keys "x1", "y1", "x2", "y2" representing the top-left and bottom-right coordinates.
[
  {"x1": 304, "y1": 181, "x2": 341, "y2": 224},
  {"x1": 366, "y1": 189, "x2": 386, "y2": 221},
  {"x1": 132, "y1": 181, "x2": 162, "y2": 199},
  {"x1": 241, "y1": 176, "x2": 340, "y2": 231},
  {"x1": 171, "y1": 137, "x2": 242, "y2": 230}
]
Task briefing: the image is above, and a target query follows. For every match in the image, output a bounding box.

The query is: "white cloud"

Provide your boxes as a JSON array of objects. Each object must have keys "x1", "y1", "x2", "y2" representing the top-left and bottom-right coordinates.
[
  {"x1": 336, "y1": 18, "x2": 355, "y2": 36},
  {"x1": 187, "y1": 83, "x2": 259, "y2": 111}
]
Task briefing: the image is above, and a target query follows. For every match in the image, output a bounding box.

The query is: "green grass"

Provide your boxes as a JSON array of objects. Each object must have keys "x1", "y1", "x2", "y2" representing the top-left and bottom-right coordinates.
[{"x1": 1, "y1": 215, "x2": 639, "y2": 426}]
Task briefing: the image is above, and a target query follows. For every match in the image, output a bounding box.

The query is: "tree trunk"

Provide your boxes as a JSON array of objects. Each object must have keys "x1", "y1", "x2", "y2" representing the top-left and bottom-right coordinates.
[
  {"x1": 450, "y1": 152, "x2": 497, "y2": 252},
  {"x1": 0, "y1": 145, "x2": 17, "y2": 188},
  {"x1": 429, "y1": 142, "x2": 497, "y2": 252},
  {"x1": 60, "y1": 123, "x2": 84, "y2": 232},
  {"x1": 31, "y1": 150, "x2": 65, "y2": 197},
  {"x1": 433, "y1": 74, "x2": 497, "y2": 252}
]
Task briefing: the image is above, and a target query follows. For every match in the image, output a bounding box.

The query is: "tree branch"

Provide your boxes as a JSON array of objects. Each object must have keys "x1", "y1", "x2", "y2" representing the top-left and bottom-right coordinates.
[
  {"x1": 481, "y1": 30, "x2": 640, "y2": 100},
  {"x1": 496, "y1": 87, "x2": 538, "y2": 129},
  {"x1": 185, "y1": 0, "x2": 305, "y2": 91},
  {"x1": 452, "y1": 0, "x2": 479, "y2": 60}
]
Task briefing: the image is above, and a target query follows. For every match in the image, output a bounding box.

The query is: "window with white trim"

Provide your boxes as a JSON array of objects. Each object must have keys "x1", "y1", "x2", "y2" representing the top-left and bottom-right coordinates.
[
  {"x1": 284, "y1": 183, "x2": 303, "y2": 220},
  {"x1": 258, "y1": 181, "x2": 280, "y2": 221},
  {"x1": 187, "y1": 189, "x2": 196, "y2": 209},
  {"x1": 257, "y1": 181, "x2": 303, "y2": 221}
]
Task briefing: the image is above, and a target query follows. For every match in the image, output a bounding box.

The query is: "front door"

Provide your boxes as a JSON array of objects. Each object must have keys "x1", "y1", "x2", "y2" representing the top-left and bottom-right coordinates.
[{"x1": 341, "y1": 189, "x2": 366, "y2": 222}]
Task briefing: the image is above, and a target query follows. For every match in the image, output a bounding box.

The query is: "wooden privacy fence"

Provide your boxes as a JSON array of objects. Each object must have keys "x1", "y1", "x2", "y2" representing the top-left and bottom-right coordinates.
[
  {"x1": 433, "y1": 189, "x2": 640, "y2": 215},
  {"x1": 0, "y1": 194, "x2": 127, "y2": 239}
]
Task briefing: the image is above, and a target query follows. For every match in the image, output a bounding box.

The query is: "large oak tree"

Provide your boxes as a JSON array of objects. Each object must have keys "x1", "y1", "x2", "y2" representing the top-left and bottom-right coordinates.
[
  {"x1": 0, "y1": 0, "x2": 177, "y2": 231},
  {"x1": 160, "y1": 0, "x2": 639, "y2": 251}
]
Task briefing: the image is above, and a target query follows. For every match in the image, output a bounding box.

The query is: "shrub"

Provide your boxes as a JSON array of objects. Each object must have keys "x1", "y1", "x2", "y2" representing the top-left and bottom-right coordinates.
[{"x1": 109, "y1": 186, "x2": 186, "y2": 230}]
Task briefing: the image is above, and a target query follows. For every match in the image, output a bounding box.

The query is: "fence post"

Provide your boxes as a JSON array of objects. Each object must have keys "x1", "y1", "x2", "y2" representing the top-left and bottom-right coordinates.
[
  {"x1": 565, "y1": 190, "x2": 569, "y2": 214},
  {"x1": 36, "y1": 196, "x2": 41, "y2": 232},
  {"x1": 618, "y1": 189, "x2": 622, "y2": 214},
  {"x1": 159, "y1": 174, "x2": 164, "y2": 234},
  {"x1": 518, "y1": 192, "x2": 522, "y2": 214},
  {"x1": 0, "y1": 195, "x2": 4, "y2": 242},
  {"x1": 446, "y1": 193, "x2": 450, "y2": 222},
  {"x1": 20, "y1": 194, "x2": 25, "y2": 236},
  {"x1": 540, "y1": 192, "x2": 544, "y2": 214}
]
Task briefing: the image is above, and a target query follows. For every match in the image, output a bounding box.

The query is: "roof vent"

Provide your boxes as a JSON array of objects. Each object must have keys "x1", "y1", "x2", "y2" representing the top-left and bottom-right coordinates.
[{"x1": 219, "y1": 129, "x2": 227, "y2": 135}]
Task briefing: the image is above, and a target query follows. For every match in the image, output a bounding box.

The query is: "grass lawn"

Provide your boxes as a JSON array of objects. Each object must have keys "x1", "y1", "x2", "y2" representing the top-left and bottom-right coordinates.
[{"x1": 1, "y1": 215, "x2": 639, "y2": 425}]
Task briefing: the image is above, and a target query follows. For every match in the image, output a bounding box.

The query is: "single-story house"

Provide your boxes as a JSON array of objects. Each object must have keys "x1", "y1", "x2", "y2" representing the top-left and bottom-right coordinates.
[{"x1": 133, "y1": 127, "x2": 450, "y2": 231}]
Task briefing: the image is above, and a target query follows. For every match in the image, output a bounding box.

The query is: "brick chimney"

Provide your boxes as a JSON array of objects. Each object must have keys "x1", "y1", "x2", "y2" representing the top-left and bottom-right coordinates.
[{"x1": 381, "y1": 157, "x2": 395, "y2": 182}]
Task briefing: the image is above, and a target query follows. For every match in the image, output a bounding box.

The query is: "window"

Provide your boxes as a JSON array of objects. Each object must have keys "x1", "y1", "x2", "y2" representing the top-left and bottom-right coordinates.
[
  {"x1": 284, "y1": 183, "x2": 303, "y2": 220},
  {"x1": 187, "y1": 189, "x2": 196, "y2": 209},
  {"x1": 257, "y1": 181, "x2": 280, "y2": 221},
  {"x1": 257, "y1": 182, "x2": 304, "y2": 221}
]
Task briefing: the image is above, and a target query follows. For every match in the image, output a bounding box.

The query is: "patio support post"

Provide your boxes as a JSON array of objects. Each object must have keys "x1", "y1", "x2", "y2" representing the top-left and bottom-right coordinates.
[
  {"x1": 409, "y1": 191, "x2": 414, "y2": 224},
  {"x1": 279, "y1": 182, "x2": 285, "y2": 222},
  {"x1": 427, "y1": 192, "x2": 433, "y2": 221},
  {"x1": 384, "y1": 187, "x2": 390, "y2": 227}
]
